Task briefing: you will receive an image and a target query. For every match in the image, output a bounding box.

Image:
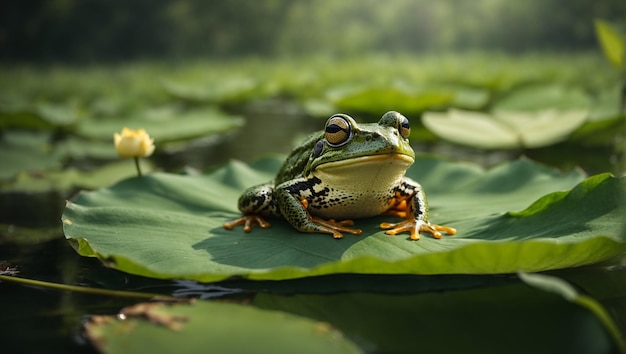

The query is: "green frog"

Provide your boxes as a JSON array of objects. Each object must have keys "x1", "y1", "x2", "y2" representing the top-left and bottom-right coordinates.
[{"x1": 223, "y1": 111, "x2": 456, "y2": 240}]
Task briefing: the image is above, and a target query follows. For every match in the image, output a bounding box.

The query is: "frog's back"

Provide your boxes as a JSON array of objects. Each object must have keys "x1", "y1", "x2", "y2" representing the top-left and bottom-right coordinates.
[{"x1": 275, "y1": 132, "x2": 321, "y2": 185}]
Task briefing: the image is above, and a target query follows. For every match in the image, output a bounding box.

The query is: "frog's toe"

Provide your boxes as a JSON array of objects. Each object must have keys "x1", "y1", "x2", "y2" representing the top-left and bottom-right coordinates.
[
  {"x1": 380, "y1": 220, "x2": 421, "y2": 240},
  {"x1": 418, "y1": 223, "x2": 456, "y2": 240},
  {"x1": 380, "y1": 220, "x2": 455, "y2": 240},
  {"x1": 223, "y1": 214, "x2": 271, "y2": 233},
  {"x1": 310, "y1": 216, "x2": 362, "y2": 239}
]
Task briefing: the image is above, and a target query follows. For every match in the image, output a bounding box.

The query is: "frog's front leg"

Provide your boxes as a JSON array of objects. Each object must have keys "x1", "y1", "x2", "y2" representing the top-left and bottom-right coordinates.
[
  {"x1": 380, "y1": 178, "x2": 456, "y2": 240},
  {"x1": 275, "y1": 180, "x2": 362, "y2": 239},
  {"x1": 223, "y1": 182, "x2": 277, "y2": 232}
]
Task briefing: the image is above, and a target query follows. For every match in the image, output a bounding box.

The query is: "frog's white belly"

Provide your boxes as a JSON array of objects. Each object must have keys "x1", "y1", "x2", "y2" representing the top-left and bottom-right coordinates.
[{"x1": 309, "y1": 154, "x2": 413, "y2": 219}]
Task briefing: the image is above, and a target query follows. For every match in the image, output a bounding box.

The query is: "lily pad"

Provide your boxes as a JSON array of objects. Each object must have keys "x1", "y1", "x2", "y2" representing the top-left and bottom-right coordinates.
[
  {"x1": 332, "y1": 86, "x2": 453, "y2": 115},
  {"x1": 162, "y1": 78, "x2": 259, "y2": 104},
  {"x1": 494, "y1": 84, "x2": 590, "y2": 111},
  {"x1": 62, "y1": 156, "x2": 625, "y2": 282},
  {"x1": 84, "y1": 301, "x2": 360, "y2": 354},
  {"x1": 78, "y1": 107, "x2": 244, "y2": 143},
  {"x1": 0, "y1": 101, "x2": 79, "y2": 131},
  {"x1": 422, "y1": 109, "x2": 588, "y2": 149},
  {"x1": 0, "y1": 131, "x2": 63, "y2": 179},
  {"x1": 254, "y1": 273, "x2": 624, "y2": 354}
]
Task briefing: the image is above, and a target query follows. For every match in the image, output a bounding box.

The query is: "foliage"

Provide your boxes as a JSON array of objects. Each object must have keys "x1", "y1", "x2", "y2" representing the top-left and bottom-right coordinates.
[
  {"x1": 83, "y1": 301, "x2": 361, "y2": 354},
  {"x1": 2, "y1": 51, "x2": 625, "y2": 352},
  {"x1": 595, "y1": 19, "x2": 626, "y2": 70},
  {"x1": 78, "y1": 272, "x2": 624, "y2": 354},
  {"x1": 2, "y1": 0, "x2": 625, "y2": 61},
  {"x1": 2, "y1": 53, "x2": 624, "y2": 227},
  {"x1": 62, "y1": 156, "x2": 625, "y2": 282}
]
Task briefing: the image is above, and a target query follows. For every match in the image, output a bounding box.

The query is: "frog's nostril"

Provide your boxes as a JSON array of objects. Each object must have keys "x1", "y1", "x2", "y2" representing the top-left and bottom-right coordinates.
[{"x1": 371, "y1": 133, "x2": 380, "y2": 139}]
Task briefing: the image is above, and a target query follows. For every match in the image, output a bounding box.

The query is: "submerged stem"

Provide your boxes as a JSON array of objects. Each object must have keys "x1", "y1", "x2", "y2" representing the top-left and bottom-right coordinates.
[{"x1": 0, "y1": 274, "x2": 178, "y2": 301}]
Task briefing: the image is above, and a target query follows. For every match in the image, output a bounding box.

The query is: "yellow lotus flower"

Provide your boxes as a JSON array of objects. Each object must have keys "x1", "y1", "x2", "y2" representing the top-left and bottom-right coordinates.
[{"x1": 113, "y1": 127, "x2": 155, "y2": 158}]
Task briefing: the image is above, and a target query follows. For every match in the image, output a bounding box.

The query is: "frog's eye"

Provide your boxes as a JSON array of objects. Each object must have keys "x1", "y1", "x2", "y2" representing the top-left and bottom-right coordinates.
[
  {"x1": 399, "y1": 116, "x2": 411, "y2": 139},
  {"x1": 379, "y1": 111, "x2": 410, "y2": 139},
  {"x1": 324, "y1": 115, "x2": 352, "y2": 147}
]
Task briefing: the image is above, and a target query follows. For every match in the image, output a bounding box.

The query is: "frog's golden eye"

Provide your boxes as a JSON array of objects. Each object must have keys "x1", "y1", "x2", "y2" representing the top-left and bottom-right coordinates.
[
  {"x1": 325, "y1": 115, "x2": 352, "y2": 147},
  {"x1": 379, "y1": 111, "x2": 410, "y2": 139},
  {"x1": 399, "y1": 116, "x2": 410, "y2": 139}
]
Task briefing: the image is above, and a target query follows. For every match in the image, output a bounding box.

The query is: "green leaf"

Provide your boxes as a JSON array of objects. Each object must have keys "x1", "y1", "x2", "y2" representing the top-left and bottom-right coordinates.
[
  {"x1": 422, "y1": 109, "x2": 588, "y2": 149},
  {"x1": 0, "y1": 102, "x2": 79, "y2": 131},
  {"x1": 0, "y1": 132, "x2": 63, "y2": 180},
  {"x1": 4, "y1": 160, "x2": 154, "y2": 193},
  {"x1": 595, "y1": 19, "x2": 626, "y2": 69},
  {"x1": 78, "y1": 107, "x2": 244, "y2": 143},
  {"x1": 254, "y1": 277, "x2": 623, "y2": 354},
  {"x1": 332, "y1": 86, "x2": 453, "y2": 115},
  {"x1": 62, "y1": 156, "x2": 625, "y2": 282},
  {"x1": 494, "y1": 84, "x2": 590, "y2": 111},
  {"x1": 162, "y1": 78, "x2": 259, "y2": 104},
  {"x1": 83, "y1": 301, "x2": 360, "y2": 354},
  {"x1": 519, "y1": 272, "x2": 626, "y2": 353}
]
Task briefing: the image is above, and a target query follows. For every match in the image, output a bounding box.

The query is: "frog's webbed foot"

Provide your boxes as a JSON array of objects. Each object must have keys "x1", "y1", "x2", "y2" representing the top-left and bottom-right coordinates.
[
  {"x1": 298, "y1": 199, "x2": 361, "y2": 239},
  {"x1": 309, "y1": 216, "x2": 362, "y2": 239},
  {"x1": 223, "y1": 214, "x2": 271, "y2": 233},
  {"x1": 380, "y1": 220, "x2": 456, "y2": 240}
]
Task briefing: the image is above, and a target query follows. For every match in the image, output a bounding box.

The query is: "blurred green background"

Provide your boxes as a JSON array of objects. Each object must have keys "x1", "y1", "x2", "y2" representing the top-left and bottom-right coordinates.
[
  {"x1": 2, "y1": 0, "x2": 625, "y2": 61},
  {"x1": 1, "y1": 1, "x2": 625, "y2": 353}
]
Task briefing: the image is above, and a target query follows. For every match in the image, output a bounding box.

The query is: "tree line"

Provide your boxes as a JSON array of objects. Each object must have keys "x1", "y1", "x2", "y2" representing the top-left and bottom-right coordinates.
[{"x1": 1, "y1": 0, "x2": 624, "y2": 62}]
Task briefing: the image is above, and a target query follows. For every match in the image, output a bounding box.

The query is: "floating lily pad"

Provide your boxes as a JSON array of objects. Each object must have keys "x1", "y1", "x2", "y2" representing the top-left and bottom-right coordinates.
[
  {"x1": 162, "y1": 78, "x2": 259, "y2": 104},
  {"x1": 494, "y1": 84, "x2": 590, "y2": 111},
  {"x1": 0, "y1": 131, "x2": 63, "y2": 179},
  {"x1": 255, "y1": 273, "x2": 624, "y2": 354},
  {"x1": 78, "y1": 107, "x2": 244, "y2": 143},
  {"x1": 4, "y1": 160, "x2": 153, "y2": 193},
  {"x1": 84, "y1": 301, "x2": 360, "y2": 354},
  {"x1": 422, "y1": 109, "x2": 588, "y2": 149},
  {"x1": 1, "y1": 160, "x2": 154, "y2": 226},
  {"x1": 0, "y1": 101, "x2": 79, "y2": 131},
  {"x1": 62, "y1": 156, "x2": 625, "y2": 282},
  {"x1": 332, "y1": 86, "x2": 453, "y2": 115}
]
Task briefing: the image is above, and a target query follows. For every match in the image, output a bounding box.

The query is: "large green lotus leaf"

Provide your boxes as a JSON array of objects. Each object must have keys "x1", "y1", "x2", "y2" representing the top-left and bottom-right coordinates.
[
  {"x1": 494, "y1": 84, "x2": 590, "y2": 111},
  {"x1": 422, "y1": 108, "x2": 588, "y2": 149},
  {"x1": 78, "y1": 107, "x2": 244, "y2": 143},
  {"x1": 0, "y1": 131, "x2": 64, "y2": 180},
  {"x1": 254, "y1": 273, "x2": 624, "y2": 354},
  {"x1": 62, "y1": 156, "x2": 625, "y2": 282},
  {"x1": 162, "y1": 78, "x2": 260, "y2": 104},
  {"x1": 332, "y1": 86, "x2": 453, "y2": 115},
  {"x1": 0, "y1": 101, "x2": 79, "y2": 131},
  {"x1": 4, "y1": 160, "x2": 153, "y2": 193},
  {"x1": 83, "y1": 301, "x2": 360, "y2": 354}
]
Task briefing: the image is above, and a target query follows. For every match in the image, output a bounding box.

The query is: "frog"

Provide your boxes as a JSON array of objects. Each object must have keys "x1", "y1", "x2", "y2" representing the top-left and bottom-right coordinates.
[{"x1": 223, "y1": 111, "x2": 456, "y2": 240}]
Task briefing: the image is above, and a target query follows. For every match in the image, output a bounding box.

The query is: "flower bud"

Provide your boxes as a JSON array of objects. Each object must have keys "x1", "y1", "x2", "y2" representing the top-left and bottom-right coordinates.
[{"x1": 113, "y1": 128, "x2": 155, "y2": 158}]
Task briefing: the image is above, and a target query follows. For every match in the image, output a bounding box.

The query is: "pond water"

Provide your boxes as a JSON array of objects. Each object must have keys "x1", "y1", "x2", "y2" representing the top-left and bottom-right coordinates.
[{"x1": 1, "y1": 103, "x2": 624, "y2": 353}]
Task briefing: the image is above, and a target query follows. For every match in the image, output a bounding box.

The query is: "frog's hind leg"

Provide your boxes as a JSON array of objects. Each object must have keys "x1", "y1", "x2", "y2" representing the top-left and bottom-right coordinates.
[
  {"x1": 308, "y1": 214, "x2": 362, "y2": 239},
  {"x1": 223, "y1": 182, "x2": 277, "y2": 233},
  {"x1": 276, "y1": 188, "x2": 362, "y2": 239},
  {"x1": 380, "y1": 182, "x2": 456, "y2": 240}
]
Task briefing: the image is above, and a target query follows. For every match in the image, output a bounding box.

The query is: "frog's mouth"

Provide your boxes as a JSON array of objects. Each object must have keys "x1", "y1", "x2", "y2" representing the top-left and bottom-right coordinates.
[{"x1": 314, "y1": 153, "x2": 414, "y2": 181}]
